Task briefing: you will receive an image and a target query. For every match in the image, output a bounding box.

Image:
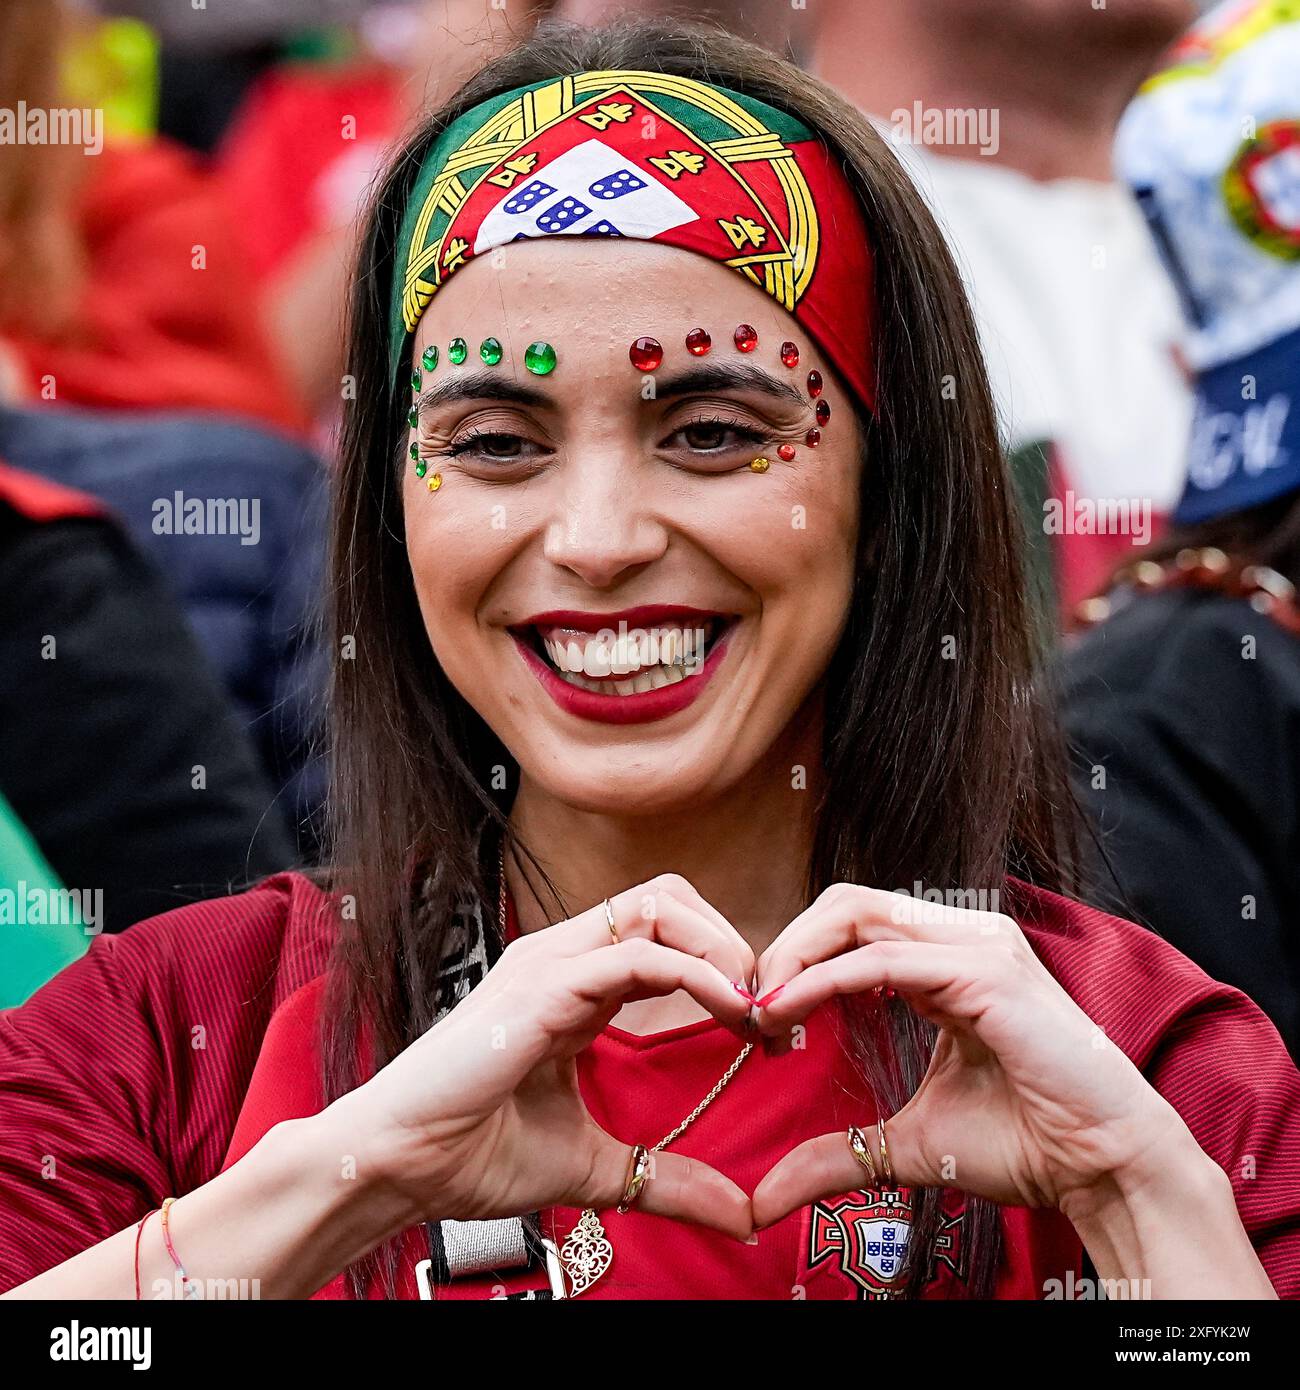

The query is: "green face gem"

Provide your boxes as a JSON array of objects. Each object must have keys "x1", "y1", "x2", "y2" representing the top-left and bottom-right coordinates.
[
  {"x1": 415, "y1": 461, "x2": 427, "y2": 478},
  {"x1": 479, "y1": 337, "x2": 503, "y2": 366},
  {"x1": 524, "y1": 341, "x2": 557, "y2": 376},
  {"x1": 407, "y1": 407, "x2": 419, "y2": 428},
  {"x1": 421, "y1": 345, "x2": 438, "y2": 371},
  {"x1": 411, "y1": 370, "x2": 422, "y2": 390},
  {"x1": 409, "y1": 442, "x2": 418, "y2": 461},
  {"x1": 449, "y1": 337, "x2": 468, "y2": 365}
]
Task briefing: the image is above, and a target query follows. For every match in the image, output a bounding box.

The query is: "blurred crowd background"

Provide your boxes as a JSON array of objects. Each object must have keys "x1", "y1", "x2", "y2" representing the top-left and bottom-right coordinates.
[{"x1": 2, "y1": 1, "x2": 1298, "y2": 1056}]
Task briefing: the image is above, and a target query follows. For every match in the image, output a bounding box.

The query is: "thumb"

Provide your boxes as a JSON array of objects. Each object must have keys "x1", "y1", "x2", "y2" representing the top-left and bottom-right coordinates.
[
  {"x1": 578, "y1": 1132, "x2": 754, "y2": 1242},
  {"x1": 752, "y1": 1117, "x2": 929, "y2": 1230}
]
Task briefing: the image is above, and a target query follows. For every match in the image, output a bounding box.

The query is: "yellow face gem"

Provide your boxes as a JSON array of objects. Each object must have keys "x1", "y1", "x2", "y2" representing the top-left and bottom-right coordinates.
[
  {"x1": 749, "y1": 456, "x2": 770, "y2": 473},
  {"x1": 427, "y1": 473, "x2": 443, "y2": 492}
]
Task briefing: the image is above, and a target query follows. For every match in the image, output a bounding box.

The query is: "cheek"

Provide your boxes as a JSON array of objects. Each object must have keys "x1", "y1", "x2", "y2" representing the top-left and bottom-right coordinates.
[
  {"x1": 758, "y1": 464, "x2": 859, "y2": 673},
  {"x1": 403, "y1": 477, "x2": 502, "y2": 653},
  {"x1": 705, "y1": 458, "x2": 860, "y2": 608}
]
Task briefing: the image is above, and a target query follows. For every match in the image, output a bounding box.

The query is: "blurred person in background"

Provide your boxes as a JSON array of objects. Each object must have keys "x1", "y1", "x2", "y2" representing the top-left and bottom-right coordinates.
[
  {"x1": 1, "y1": 2, "x2": 332, "y2": 855},
  {"x1": 106, "y1": 0, "x2": 370, "y2": 154},
  {"x1": 217, "y1": 0, "x2": 555, "y2": 415},
  {"x1": 0, "y1": 403, "x2": 330, "y2": 861},
  {"x1": 1061, "y1": 0, "x2": 1300, "y2": 1058},
  {"x1": 811, "y1": 0, "x2": 1200, "y2": 621},
  {"x1": 0, "y1": 0, "x2": 308, "y2": 434},
  {"x1": 0, "y1": 461, "x2": 294, "y2": 954}
]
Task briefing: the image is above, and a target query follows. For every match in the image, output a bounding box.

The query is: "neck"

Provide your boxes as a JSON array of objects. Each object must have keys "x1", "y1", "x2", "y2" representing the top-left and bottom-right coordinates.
[
  {"x1": 506, "y1": 708, "x2": 823, "y2": 960},
  {"x1": 812, "y1": 0, "x2": 1182, "y2": 183}
]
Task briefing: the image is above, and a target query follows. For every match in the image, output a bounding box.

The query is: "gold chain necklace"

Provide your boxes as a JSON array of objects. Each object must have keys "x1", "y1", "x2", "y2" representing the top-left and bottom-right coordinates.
[{"x1": 497, "y1": 846, "x2": 752, "y2": 1297}]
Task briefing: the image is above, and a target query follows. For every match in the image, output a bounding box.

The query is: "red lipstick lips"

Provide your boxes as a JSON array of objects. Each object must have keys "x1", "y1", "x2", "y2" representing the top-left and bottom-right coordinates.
[{"x1": 510, "y1": 605, "x2": 735, "y2": 726}]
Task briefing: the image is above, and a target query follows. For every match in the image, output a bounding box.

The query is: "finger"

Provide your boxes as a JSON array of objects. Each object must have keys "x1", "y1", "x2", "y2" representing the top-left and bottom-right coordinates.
[
  {"x1": 751, "y1": 1131, "x2": 867, "y2": 1229},
  {"x1": 755, "y1": 882, "x2": 1024, "y2": 1002},
  {"x1": 638, "y1": 1151, "x2": 754, "y2": 1240},
  {"x1": 757, "y1": 940, "x2": 996, "y2": 1038},
  {"x1": 647, "y1": 874, "x2": 760, "y2": 986},
  {"x1": 752, "y1": 1118, "x2": 933, "y2": 1229},
  {"x1": 552, "y1": 879, "x2": 755, "y2": 994},
  {"x1": 549, "y1": 937, "x2": 753, "y2": 1041}
]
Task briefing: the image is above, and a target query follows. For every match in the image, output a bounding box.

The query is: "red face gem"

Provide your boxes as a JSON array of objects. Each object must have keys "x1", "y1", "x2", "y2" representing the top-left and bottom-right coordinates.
[
  {"x1": 780, "y1": 341, "x2": 799, "y2": 369},
  {"x1": 805, "y1": 428, "x2": 821, "y2": 447},
  {"x1": 777, "y1": 443, "x2": 796, "y2": 462},
  {"x1": 807, "y1": 370, "x2": 823, "y2": 398},
  {"x1": 629, "y1": 337, "x2": 664, "y2": 372},
  {"x1": 733, "y1": 323, "x2": 758, "y2": 352},
  {"x1": 815, "y1": 399, "x2": 831, "y2": 425},
  {"x1": 685, "y1": 328, "x2": 712, "y2": 356}
]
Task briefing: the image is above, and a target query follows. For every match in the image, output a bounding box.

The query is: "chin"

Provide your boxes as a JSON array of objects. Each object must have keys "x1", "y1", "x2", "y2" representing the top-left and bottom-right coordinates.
[{"x1": 518, "y1": 744, "x2": 734, "y2": 818}]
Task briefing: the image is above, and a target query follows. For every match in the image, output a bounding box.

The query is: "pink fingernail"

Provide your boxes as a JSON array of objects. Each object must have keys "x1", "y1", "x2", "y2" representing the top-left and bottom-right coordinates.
[
  {"x1": 731, "y1": 981, "x2": 756, "y2": 1003},
  {"x1": 757, "y1": 985, "x2": 784, "y2": 1008}
]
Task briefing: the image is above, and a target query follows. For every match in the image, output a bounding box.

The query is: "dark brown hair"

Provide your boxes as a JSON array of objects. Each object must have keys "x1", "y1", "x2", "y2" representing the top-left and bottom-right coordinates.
[{"x1": 323, "y1": 16, "x2": 1077, "y2": 1299}]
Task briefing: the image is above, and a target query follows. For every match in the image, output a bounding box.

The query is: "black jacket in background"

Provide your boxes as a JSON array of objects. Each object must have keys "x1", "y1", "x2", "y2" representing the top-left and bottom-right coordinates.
[
  {"x1": 0, "y1": 504, "x2": 296, "y2": 933},
  {"x1": 1058, "y1": 587, "x2": 1300, "y2": 1057}
]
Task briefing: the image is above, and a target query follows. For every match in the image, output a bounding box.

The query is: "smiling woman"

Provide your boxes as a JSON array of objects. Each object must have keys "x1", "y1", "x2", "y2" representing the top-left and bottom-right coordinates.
[{"x1": 1, "y1": 18, "x2": 1299, "y2": 1306}]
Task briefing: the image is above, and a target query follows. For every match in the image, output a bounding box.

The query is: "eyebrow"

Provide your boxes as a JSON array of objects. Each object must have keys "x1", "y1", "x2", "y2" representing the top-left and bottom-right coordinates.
[
  {"x1": 652, "y1": 362, "x2": 806, "y2": 407},
  {"x1": 414, "y1": 360, "x2": 805, "y2": 413},
  {"x1": 417, "y1": 372, "x2": 550, "y2": 412}
]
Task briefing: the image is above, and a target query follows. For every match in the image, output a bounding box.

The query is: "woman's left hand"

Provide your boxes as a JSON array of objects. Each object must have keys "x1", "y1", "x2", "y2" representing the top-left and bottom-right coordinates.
[{"x1": 749, "y1": 884, "x2": 1195, "y2": 1227}]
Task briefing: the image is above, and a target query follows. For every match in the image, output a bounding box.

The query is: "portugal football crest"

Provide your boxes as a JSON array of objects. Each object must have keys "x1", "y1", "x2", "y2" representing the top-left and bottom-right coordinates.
[{"x1": 808, "y1": 1189, "x2": 913, "y2": 1300}]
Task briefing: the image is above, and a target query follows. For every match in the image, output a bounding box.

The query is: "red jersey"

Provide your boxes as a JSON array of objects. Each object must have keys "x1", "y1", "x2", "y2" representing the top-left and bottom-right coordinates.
[{"x1": 1, "y1": 871, "x2": 1298, "y2": 1298}]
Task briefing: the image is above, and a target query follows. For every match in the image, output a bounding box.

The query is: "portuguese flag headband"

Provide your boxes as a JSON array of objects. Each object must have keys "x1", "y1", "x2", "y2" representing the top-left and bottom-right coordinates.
[{"x1": 390, "y1": 68, "x2": 878, "y2": 409}]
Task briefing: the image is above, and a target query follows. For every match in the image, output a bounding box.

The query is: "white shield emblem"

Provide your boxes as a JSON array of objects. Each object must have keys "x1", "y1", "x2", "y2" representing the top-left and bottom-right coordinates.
[{"x1": 472, "y1": 138, "x2": 699, "y2": 253}]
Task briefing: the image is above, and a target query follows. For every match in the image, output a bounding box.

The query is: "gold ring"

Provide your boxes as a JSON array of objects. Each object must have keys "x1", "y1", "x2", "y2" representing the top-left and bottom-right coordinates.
[
  {"x1": 846, "y1": 1125, "x2": 878, "y2": 1186},
  {"x1": 603, "y1": 897, "x2": 619, "y2": 944},
  {"x1": 617, "y1": 1144, "x2": 651, "y2": 1213},
  {"x1": 877, "y1": 1117, "x2": 894, "y2": 1187}
]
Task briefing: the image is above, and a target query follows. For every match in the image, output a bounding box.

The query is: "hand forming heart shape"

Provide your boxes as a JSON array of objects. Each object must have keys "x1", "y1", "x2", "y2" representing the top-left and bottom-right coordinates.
[{"x1": 347, "y1": 874, "x2": 1192, "y2": 1257}]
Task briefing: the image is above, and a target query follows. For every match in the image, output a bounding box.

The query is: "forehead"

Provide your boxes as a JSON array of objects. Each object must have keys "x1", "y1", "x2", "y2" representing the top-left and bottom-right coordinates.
[{"x1": 412, "y1": 239, "x2": 806, "y2": 359}]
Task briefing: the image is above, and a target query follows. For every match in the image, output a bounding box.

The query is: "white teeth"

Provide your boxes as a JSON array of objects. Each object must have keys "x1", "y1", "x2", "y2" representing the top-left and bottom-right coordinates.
[
  {"x1": 609, "y1": 634, "x2": 633, "y2": 675},
  {"x1": 583, "y1": 642, "x2": 612, "y2": 678},
  {"x1": 536, "y1": 620, "x2": 723, "y2": 694}
]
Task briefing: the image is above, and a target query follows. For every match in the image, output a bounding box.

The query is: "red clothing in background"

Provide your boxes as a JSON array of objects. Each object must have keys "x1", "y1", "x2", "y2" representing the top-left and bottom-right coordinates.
[
  {"x1": 1, "y1": 872, "x2": 1298, "y2": 1297},
  {"x1": 217, "y1": 65, "x2": 400, "y2": 286},
  {"x1": 4, "y1": 142, "x2": 308, "y2": 437}
]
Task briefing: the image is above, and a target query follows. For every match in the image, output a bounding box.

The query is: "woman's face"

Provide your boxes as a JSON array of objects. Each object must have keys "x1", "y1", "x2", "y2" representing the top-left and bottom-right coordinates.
[{"x1": 404, "y1": 239, "x2": 862, "y2": 814}]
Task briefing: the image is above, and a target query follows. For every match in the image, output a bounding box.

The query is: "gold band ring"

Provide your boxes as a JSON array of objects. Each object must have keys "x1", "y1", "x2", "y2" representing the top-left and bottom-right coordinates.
[
  {"x1": 846, "y1": 1125, "x2": 878, "y2": 1186},
  {"x1": 602, "y1": 897, "x2": 619, "y2": 944},
  {"x1": 877, "y1": 1117, "x2": 894, "y2": 1187},
  {"x1": 617, "y1": 1144, "x2": 651, "y2": 1213}
]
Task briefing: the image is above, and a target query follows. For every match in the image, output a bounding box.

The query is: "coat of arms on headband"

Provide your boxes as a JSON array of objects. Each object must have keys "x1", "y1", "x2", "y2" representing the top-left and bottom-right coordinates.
[{"x1": 390, "y1": 70, "x2": 876, "y2": 409}]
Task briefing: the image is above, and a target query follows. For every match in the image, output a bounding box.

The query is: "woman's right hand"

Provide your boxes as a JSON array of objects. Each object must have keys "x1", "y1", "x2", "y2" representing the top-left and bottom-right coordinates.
[{"x1": 339, "y1": 874, "x2": 757, "y2": 1240}]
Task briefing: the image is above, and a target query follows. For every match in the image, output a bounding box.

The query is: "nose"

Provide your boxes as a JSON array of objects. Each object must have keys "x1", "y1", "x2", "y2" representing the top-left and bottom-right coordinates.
[{"x1": 542, "y1": 454, "x2": 669, "y2": 590}]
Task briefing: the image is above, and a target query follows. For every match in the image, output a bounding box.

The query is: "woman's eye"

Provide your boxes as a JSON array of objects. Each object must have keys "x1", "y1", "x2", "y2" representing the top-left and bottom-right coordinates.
[
  {"x1": 451, "y1": 432, "x2": 535, "y2": 459},
  {"x1": 672, "y1": 420, "x2": 765, "y2": 453}
]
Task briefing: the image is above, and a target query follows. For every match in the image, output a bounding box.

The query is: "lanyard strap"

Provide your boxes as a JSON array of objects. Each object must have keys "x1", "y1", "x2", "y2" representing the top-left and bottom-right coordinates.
[{"x1": 415, "y1": 892, "x2": 565, "y2": 1298}]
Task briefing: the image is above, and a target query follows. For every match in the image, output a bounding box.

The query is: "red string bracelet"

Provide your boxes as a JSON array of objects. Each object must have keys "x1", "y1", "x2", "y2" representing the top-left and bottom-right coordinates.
[
  {"x1": 159, "y1": 1197, "x2": 199, "y2": 1299},
  {"x1": 133, "y1": 1208, "x2": 156, "y2": 1301}
]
